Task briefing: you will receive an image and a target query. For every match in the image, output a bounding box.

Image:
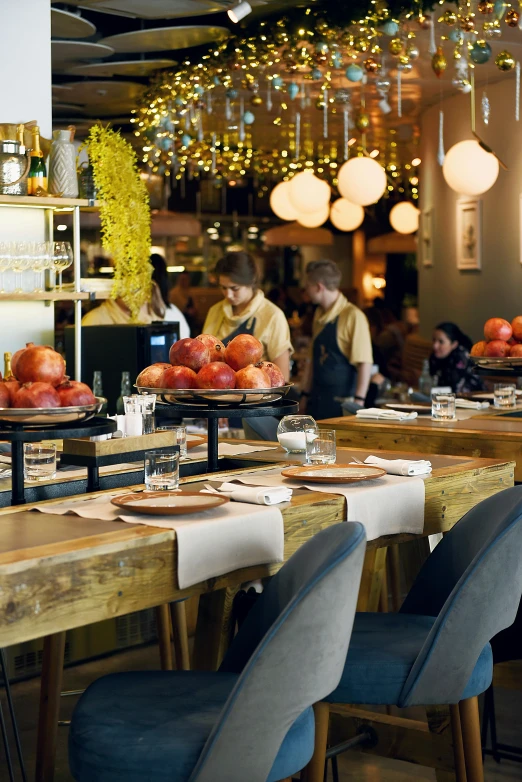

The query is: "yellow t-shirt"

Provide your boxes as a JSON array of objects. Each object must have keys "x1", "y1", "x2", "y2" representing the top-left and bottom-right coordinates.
[
  {"x1": 82, "y1": 299, "x2": 153, "y2": 325},
  {"x1": 312, "y1": 293, "x2": 373, "y2": 365},
  {"x1": 203, "y1": 290, "x2": 293, "y2": 362}
]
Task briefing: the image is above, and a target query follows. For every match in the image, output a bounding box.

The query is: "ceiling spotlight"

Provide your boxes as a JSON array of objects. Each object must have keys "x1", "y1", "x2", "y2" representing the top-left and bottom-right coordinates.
[{"x1": 227, "y1": 1, "x2": 252, "y2": 23}]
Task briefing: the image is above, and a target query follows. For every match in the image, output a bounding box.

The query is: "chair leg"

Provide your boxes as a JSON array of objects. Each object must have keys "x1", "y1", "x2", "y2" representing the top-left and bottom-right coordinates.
[
  {"x1": 171, "y1": 601, "x2": 191, "y2": 671},
  {"x1": 450, "y1": 703, "x2": 467, "y2": 782},
  {"x1": 155, "y1": 604, "x2": 174, "y2": 671},
  {"x1": 459, "y1": 697, "x2": 484, "y2": 782},
  {"x1": 301, "y1": 703, "x2": 330, "y2": 782},
  {"x1": 36, "y1": 632, "x2": 66, "y2": 782}
]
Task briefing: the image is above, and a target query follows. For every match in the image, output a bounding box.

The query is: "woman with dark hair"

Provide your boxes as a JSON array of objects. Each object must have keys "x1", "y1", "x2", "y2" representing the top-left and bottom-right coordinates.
[
  {"x1": 203, "y1": 251, "x2": 293, "y2": 380},
  {"x1": 150, "y1": 254, "x2": 190, "y2": 338},
  {"x1": 429, "y1": 321, "x2": 483, "y2": 393}
]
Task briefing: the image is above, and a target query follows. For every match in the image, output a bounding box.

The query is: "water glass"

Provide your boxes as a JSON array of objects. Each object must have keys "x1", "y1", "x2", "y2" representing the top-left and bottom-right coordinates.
[
  {"x1": 305, "y1": 429, "x2": 337, "y2": 465},
  {"x1": 156, "y1": 425, "x2": 187, "y2": 458},
  {"x1": 144, "y1": 448, "x2": 179, "y2": 491},
  {"x1": 494, "y1": 383, "x2": 516, "y2": 409},
  {"x1": 124, "y1": 394, "x2": 156, "y2": 435},
  {"x1": 24, "y1": 443, "x2": 57, "y2": 482},
  {"x1": 139, "y1": 394, "x2": 157, "y2": 434},
  {"x1": 431, "y1": 391, "x2": 456, "y2": 421}
]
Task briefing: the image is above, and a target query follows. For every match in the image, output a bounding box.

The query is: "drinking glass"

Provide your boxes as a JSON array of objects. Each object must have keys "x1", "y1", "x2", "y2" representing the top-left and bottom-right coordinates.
[
  {"x1": 156, "y1": 425, "x2": 187, "y2": 458},
  {"x1": 0, "y1": 242, "x2": 12, "y2": 293},
  {"x1": 431, "y1": 390, "x2": 456, "y2": 421},
  {"x1": 494, "y1": 383, "x2": 516, "y2": 409},
  {"x1": 276, "y1": 415, "x2": 318, "y2": 453},
  {"x1": 305, "y1": 429, "x2": 337, "y2": 465},
  {"x1": 124, "y1": 394, "x2": 157, "y2": 435},
  {"x1": 53, "y1": 241, "x2": 73, "y2": 290},
  {"x1": 24, "y1": 443, "x2": 57, "y2": 482},
  {"x1": 144, "y1": 448, "x2": 179, "y2": 491}
]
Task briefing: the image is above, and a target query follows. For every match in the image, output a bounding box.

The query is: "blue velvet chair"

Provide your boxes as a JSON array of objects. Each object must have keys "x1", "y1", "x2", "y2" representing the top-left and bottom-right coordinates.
[
  {"x1": 68, "y1": 522, "x2": 366, "y2": 782},
  {"x1": 305, "y1": 484, "x2": 522, "y2": 782}
]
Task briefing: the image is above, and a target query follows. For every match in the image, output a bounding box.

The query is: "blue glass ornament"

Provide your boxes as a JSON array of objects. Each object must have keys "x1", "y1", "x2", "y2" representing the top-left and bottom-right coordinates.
[
  {"x1": 181, "y1": 134, "x2": 192, "y2": 147},
  {"x1": 345, "y1": 63, "x2": 364, "y2": 82},
  {"x1": 272, "y1": 75, "x2": 284, "y2": 88},
  {"x1": 243, "y1": 110, "x2": 255, "y2": 125},
  {"x1": 226, "y1": 88, "x2": 238, "y2": 99},
  {"x1": 288, "y1": 82, "x2": 299, "y2": 99},
  {"x1": 470, "y1": 41, "x2": 492, "y2": 64},
  {"x1": 380, "y1": 20, "x2": 399, "y2": 36},
  {"x1": 311, "y1": 68, "x2": 322, "y2": 80}
]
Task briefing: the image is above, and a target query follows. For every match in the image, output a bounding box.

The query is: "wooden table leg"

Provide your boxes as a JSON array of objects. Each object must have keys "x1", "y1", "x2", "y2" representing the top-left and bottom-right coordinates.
[
  {"x1": 357, "y1": 548, "x2": 388, "y2": 612},
  {"x1": 155, "y1": 604, "x2": 173, "y2": 671},
  {"x1": 459, "y1": 697, "x2": 484, "y2": 782},
  {"x1": 426, "y1": 704, "x2": 457, "y2": 782},
  {"x1": 388, "y1": 544, "x2": 402, "y2": 611},
  {"x1": 379, "y1": 556, "x2": 388, "y2": 613},
  {"x1": 170, "y1": 601, "x2": 190, "y2": 671},
  {"x1": 192, "y1": 586, "x2": 239, "y2": 671},
  {"x1": 35, "y1": 632, "x2": 66, "y2": 782}
]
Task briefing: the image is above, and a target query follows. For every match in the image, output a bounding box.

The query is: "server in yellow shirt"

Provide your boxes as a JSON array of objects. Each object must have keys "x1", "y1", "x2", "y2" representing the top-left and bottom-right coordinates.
[
  {"x1": 301, "y1": 260, "x2": 373, "y2": 419},
  {"x1": 203, "y1": 251, "x2": 293, "y2": 380}
]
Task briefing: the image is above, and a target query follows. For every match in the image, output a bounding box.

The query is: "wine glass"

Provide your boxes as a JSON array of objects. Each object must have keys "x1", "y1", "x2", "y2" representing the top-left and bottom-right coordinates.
[
  {"x1": 11, "y1": 242, "x2": 32, "y2": 294},
  {"x1": 53, "y1": 241, "x2": 73, "y2": 291},
  {"x1": 0, "y1": 242, "x2": 12, "y2": 293},
  {"x1": 31, "y1": 242, "x2": 51, "y2": 292}
]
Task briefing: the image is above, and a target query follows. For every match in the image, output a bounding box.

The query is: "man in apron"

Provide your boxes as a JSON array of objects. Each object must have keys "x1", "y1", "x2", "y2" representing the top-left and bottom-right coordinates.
[{"x1": 300, "y1": 260, "x2": 373, "y2": 420}]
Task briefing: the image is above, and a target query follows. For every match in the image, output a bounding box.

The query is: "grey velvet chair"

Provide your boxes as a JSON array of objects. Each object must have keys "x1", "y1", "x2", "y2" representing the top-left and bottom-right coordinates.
[
  {"x1": 305, "y1": 484, "x2": 522, "y2": 782},
  {"x1": 68, "y1": 522, "x2": 366, "y2": 782}
]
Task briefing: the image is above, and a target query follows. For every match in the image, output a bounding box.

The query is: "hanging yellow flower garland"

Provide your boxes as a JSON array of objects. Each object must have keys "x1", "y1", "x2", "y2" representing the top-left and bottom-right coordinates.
[{"x1": 86, "y1": 124, "x2": 152, "y2": 320}]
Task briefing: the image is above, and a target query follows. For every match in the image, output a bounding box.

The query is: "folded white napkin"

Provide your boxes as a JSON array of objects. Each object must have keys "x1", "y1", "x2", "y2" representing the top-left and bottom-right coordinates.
[
  {"x1": 356, "y1": 407, "x2": 418, "y2": 421},
  {"x1": 455, "y1": 398, "x2": 489, "y2": 409},
  {"x1": 204, "y1": 482, "x2": 293, "y2": 505},
  {"x1": 364, "y1": 454, "x2": 432, "y2": 477}
]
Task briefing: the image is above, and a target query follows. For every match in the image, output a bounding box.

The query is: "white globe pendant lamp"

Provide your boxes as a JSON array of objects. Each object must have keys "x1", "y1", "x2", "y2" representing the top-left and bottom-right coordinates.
[
  {"x1": 330, "y1": 198, "x2": 365, "y2": 231},
  {"x1": 389, "y1": 201, "x2": 420, "y2": 234},
  {"x1": 337, "y1": 156, "x2": 387, "y2": 206},
  {"x1": 288, "y1": 171, "x2": 331, "y2": 214},
  {"x1": 269, "y1": 181, "x2": 300, "y2": 221},
  {"x1": 442, "y1": 139, "x2": 499, "y2": 196},
  {"x1": 297, "y1": 204, "x2": 330, "y2": 228}
]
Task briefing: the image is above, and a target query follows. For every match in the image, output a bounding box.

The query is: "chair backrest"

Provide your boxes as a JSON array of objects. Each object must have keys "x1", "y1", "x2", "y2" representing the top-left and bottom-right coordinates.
[
  {"x1": 190, "y1": 523, "x2": 366, "y2": 782},
  {"x1": 398, "y1": 485, "x2": 522, "y2": 706}
]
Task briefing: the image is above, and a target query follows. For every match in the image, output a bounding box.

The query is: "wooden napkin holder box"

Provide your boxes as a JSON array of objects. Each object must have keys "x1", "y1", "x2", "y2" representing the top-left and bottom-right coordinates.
[{"x1": 62, "y1": 431, "x2": 176, "y2": 460}]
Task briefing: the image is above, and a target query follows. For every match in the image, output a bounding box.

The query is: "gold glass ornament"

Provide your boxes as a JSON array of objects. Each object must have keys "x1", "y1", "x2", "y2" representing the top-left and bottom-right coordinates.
[
  {"x1": 355, "y1": 112, "x2": 370, "y2": 131},
  {"x1": 364, "y1": 56, "x2": 381, "y2": 72},
  {"x1": 432, "y1": 46, "x2": 447, "y2": 77},
  {"x1": 495, "y1": 49, "x2": 515, "y2": 70},
  {"x1": 478, "y1": 0, "x2": 495, "y2": 12},
  {"x1": 459, "y1": 15, "x2": 475, "y2": 30},
  {"x1": 417, "y1": 13, "x2": 432, "y2": 29},
  {"x1": 354, "y1": 36, "x2": 370, "y2": 52},
  {"x1": 439, "y1": 9, "x2": 457, "y2": 25},
  {"x1": 315, "y1": 96, "x2": 326, "y2": 110},
  {"x1": 251, "y1": 94, "x2": 263, "y2": 106},
  {"x1": 506, "y1": 8, "x2": 520, "y2": 25},
  {"x1": 389, "y1": 37, "x2": 403, "y2": 55},
  {"x1": 398, "y1": 54, "x2": 410, "y2": 66}
]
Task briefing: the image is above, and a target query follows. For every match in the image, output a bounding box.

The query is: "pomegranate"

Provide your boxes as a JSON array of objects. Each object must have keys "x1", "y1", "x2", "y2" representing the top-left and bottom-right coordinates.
[
  {"x1": 163, "y1": 365, "x2": 198, "y2": 389},
  {"x1": 235, "y1": 364, "x2": 271, "y2": 389},
  {"x1": 16, "y1": 345, "x2": 65, "y2": 386},
  {"x1": 256, "y1": 361, "x2": 285, "y2": 387},
  {"x1": 136, "y1": 363, "x2": 170, "y2": 388},
  {"x1": 484, "y1": 340, "x2": 511, "y2": 358},
  {"x1": 196, "y1": 334, "x2": 226, "y2": 363},
  {"x1": 3, "y1": 378, "x2": 19, "y2": 405},
  {"x1": 0, "y1": 383, "x2": 10, "y2": 408},
  {"x1": 169, "y1": 338, "x2": 210, "y2": 372},
  {"x1": 511, "y1": 316, "x2": 522, "y2": 342},
  {"x1": 484, "y1": 318, "x2": 512, "y2": 343},
  {"x1": 510, "y1": 343, "x2": 522, "y2": 357},
  {"x1": 56, "y1": 379, "x2": 96, "y2": 407},
  {"x1": 196, "y1": 362, "x2": 236, "y2": 389},
  {"x1": 11, "y1": 342, "x2": 37, "y2": 379},
  {"x1": 470, "y1": 341, "x2": 487, "y2": 357},
  {"x1": 13, "y1": 382, "x2": 61, "y2": 408},
  {"x1": 224, "y1": 334, "x2": 263, "y2": 371}
]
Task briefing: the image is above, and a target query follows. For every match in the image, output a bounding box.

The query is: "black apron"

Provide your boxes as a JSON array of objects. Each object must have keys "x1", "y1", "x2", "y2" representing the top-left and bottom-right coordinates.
[
  {"x1": 222, "y1": 317, "x2": 257, "y2": 428},
  {"x1": 307, "y1": 318, "x2": 357, "y2": 420}
]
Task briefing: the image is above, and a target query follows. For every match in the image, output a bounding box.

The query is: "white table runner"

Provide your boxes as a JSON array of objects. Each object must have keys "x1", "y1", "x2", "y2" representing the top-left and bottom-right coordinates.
[
  {"x1": 185, "y1": 442, "x2": 278, "y2": 461},
  {"x1": 31, "y1": 492, "x2": 284, "y2": 589},
  {"x1": 214, "y1": 466, "x2": 426, "y2": 541}
]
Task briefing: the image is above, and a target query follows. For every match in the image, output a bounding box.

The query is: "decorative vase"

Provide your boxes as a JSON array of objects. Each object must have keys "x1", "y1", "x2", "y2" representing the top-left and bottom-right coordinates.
[
  {"x1": 48, "y1": 129, "x2": 78, "y2": 197},
  {"x1": 276, "y1": 415, "x2": 318, "y2": 453}
]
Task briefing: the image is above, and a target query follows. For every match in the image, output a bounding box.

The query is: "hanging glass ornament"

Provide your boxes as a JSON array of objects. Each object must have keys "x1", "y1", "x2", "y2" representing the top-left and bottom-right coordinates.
[
  {"x1": 478, "y1": 0, "x2": 495, "y2": 12},
  {"x1": 295, "y1": 111, "x2": 301, "y2": 160},
  {"x1": 225, "y1": 97, "x2": 232, "y2": 121},
  {"x1": 440, "y1": 9, "x2": 458, "y2": 25},
  {"x1": 389, "y1": 38, "x2": 403, "y2": 56},
  {"x1": 334, "y1": 87, "x2": 350, "y2": 104},
  {"x1": 184, "y1": 111, "x2": 191, "y2": 131},
  {"x1": 345, "y1": 63, "x2": 364, "y2": 82},
  {"x1": 437, "y1": 109, "x2": 445, "y2": 165},
  {"x1": 343, "y1": 106, "x2": 350, "y2": 159},
  {"x1": 315, "y1": 95, "x2": 326, "y2": 110},
  {"x1": 380, "y1": 20, "x2": 399, "y2": 36},
  {"x1": 354, "y1": 36, "x2": 370, "y2": 53},
  {"x1": 460, "y1": 15, "x2": 475, "y2": 31},
  {"x1": 398, "y1": 60, "x2": 413, "y2": 73},
  {"x1": 315, "y1": 41, "x2": 329, "y2": 54},
  {"x1": 432, "y1": 47, "x2": 447, "y2": 78},
  {"x1": 251, "y1": 94, "x2": 263, "y2": 106},
  {"x1": 193, "y1": 85, "x2": 204, "y2": 97},
  {"x1": 481, "y1": 92, "x2": 491, "y2": 124},
  {"x1": 494, "y1": 0, "x2": 506, "y2": 20},
  {"x1": 211, "y1": 133, "x2": 217, "y2": 172},
  {"x1": 226, "y1": 88, "x2": 238, "y2": 100},
  {"x1": 364, "y1": 57, "x2": 381, "y2": 73},
  {"x1": 506, "y1": 8, "x2": 520, "y2": 26},
  {"x1": 272, "y1": 76, "x2": 284, "y2": 89},
  {"x1": 407, "y1": 43, "x2": 420, "y2": 60},
  {"x1": 288, "y1": 82, "x2": 299, "y2": 100},
  {"x1": 181, "y1": 134, "x2": 192, "y2": 147},
  {"x1": 428, "y1": 17, "x2": 437, "y2": 55},
  {"x1": 323, "y1": 87, "x2": 329, "y2": 139},
  {"x1": 453, "y1": 58, "x2": 472, "y2": 92},
  {"x1": 495, "y1": 50, "x2": 516, "y2": 70},
  {"x1": 470, "y1": 40, "x2": 492, "y2": 64},
  {"x1": 517, "y1": 62, "x2": 521, "y2": 121},
  {"x1": 206, "y1": 91, "x2": 212, "y2": 115},
  {"x1": 331, "y1": 51, "x2": 343, "y2": 69},
  {"x1": 196, "y1": 112, "x2": 203, "y2": 142},
  {"x1": 243, "y1": 110, "x2": 255, "y2": 126},
  {"x1": 417, "y1": 13, "x2": 432, "y2": 30},
  {"x1": 355, "y1": 112, "x2": 370, "y2": 131},
  {"x1": 311, "y1": 68, "x2": 323, "y2": 80},
  {"x1": 449, "y1": 28, "x2": 464, "y2": 43},
  {"x1": 397, "y1": 67, "x2": 402, "y2": 117},
  {"x1": 266, "y1": 78, "x2": 272, "y2": 111},
  {"x1": 246, "y1": 79, "x2": 259, "y2": 92}
]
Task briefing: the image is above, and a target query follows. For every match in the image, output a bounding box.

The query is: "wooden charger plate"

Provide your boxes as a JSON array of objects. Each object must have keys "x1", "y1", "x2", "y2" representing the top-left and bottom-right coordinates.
[
  {"x1": 280, "y1": 464, "x2": 386, "y2": 483},
  {"x1": 111, "y1": 491, "x2": 229, "y2": 515}
]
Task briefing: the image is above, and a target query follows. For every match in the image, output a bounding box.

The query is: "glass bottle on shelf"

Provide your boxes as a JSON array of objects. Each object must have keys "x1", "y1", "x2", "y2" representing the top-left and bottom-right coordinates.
[
  {"x1": 3, "y1": 352, "x2": 14, "y2": 380},
  {"x1": 92, "y1": 370, "x2": 108, "y2": 414},
  {"x1": 116, "y1": 371, "x2": 131, "y2": 415},
  {"x1": 418, "y1": 359, "x2": 433, "y2": 397},
  {"x1": 28, "y1": 126, "x2": 48, "y2": 196}
]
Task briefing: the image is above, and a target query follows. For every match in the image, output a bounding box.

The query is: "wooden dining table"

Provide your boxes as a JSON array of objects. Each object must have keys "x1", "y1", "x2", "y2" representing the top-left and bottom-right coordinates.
[{"x1": 0, "y1": 445, "x2": 514, "y2": 782}]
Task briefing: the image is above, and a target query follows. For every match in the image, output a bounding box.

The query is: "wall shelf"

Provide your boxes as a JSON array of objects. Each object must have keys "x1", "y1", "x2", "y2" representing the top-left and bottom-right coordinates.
[
  {"x1": 0, "y1": 291, "x2": 110, "y2": 302},
  {"x1": 0, "y1": 195, "x2": 100, "y2": 211}
]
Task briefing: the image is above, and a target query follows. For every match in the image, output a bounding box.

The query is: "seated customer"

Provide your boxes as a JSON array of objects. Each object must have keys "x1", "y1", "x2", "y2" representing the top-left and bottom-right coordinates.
[
  {"x1": 150, "y1": 254, "x2": 190, "y2": 338},
  {"x1": 430, "y1": 322, "x2": 484, "y2": 393}
]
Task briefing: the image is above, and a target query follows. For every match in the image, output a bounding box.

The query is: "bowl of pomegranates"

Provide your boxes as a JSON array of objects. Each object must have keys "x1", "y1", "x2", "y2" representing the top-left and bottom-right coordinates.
[
  {"x1": 0, "y1": 343, "x2": 104, "y2": 426},
  {"x1": 470, "y1": 317, "x2": 522, "y2": 369},
  {"x1": 136, "y1": 334, "x2": 293, "y2": 406}
]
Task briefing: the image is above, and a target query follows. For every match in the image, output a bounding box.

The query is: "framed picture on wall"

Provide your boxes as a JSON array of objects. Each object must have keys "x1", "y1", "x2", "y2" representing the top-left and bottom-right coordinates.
[
  {"x1": 456, "y1": 198, "x2": 482, "y2": 271},
  {"x1": 421, "y1": 207, "x2": 433, "y2": 267}
]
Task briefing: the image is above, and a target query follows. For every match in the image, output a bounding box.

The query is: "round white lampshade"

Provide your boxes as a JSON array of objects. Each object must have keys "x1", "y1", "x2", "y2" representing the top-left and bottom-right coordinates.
[
  {"x1": 442, "y1": 139, "x2": 499, "y2": 196},
  {"x1": 330, "y1": 198, "x2": 365, "y2": 231},
  {"x1": 297, "y1": 204, "x2": 330, "y2": 228},
  {"x1": 288, "y1": 171, "x2": 331, "y2": 214},
  {"x1": 269, "y1": 181, "x2": 300, "y2": 221},
  {"x1": 389, "y1": 201, "x2": 420, "y2": 234},
  {"x1": 337, "y1": 157, "x2": 387, "y2": 206}
]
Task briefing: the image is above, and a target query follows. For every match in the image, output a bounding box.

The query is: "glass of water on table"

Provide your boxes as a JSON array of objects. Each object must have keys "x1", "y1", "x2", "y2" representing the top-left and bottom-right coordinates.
[
  {"x1": 24, "y1": 443, "x2": 57, "y2": 481},
  {"x1": 305, "y1": 429, "x2": 337, "y2": 465},
  {"x1": 494, "y1": 383, "x2": 516, "y2": 409},
  {"x1": 144, "y1": 448, "x2": 179, "y2": 491}
]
